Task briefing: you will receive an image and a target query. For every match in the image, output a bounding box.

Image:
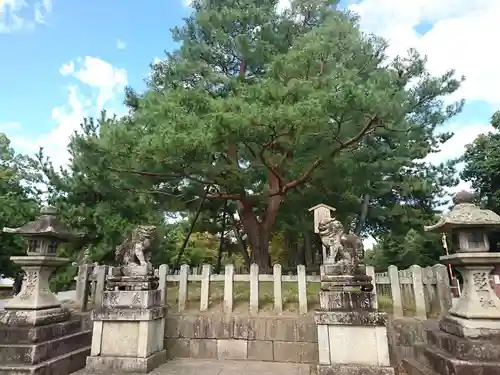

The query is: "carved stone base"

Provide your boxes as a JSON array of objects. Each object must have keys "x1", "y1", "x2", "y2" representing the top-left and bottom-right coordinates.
[
  {"x1": 105, "y1": 274, "x2": 159, "y2": 291},
  {"x1": 404, "y1": 314, "x2": 500, "y2": 375},
  {"x1": 0, "y1": 316, "x2": 91, "y2": 375},
  {"x1": 440, "y1": 253, "x2": 500, "y2": 319},
  {"x1": 0, "y1": 307, "x2": 70, "y2": 326},
  {"x1": 5, "y1": 256, "x2": 69, "y2": 310},
  {"x1": 319, "y1": 291, "x2": 374, "y2": 310},
  {"x1": 439, "y1": 314, "x2": 500, "y2": 339},
  {"x1": 317, "y1": 364, "x2": 395, "y2": 375},
  {"x1": 315, "y1": 311, "x2": 392, "y2": 371},
  {"x1": 85, "y1": 349, "x2": 167, "y2": 374},
  {"x1": 88, "y1": 289, "x2": 165, "y2": 374}
]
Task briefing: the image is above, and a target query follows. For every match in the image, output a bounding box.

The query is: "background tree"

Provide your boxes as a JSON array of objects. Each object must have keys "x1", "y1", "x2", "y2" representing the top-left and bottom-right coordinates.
[
  {"x1": 461, "y1": 111, "x2": 500, "y2": 251},
  {"x1": 77, "y1": 0, "x2": 463, "y2": 270},
  {"x1": 38, "y1": 115, "x2": 171, "y2": 289},
  {"x1": 0, "y1": 134, "x2": 40, "y2": 279}
]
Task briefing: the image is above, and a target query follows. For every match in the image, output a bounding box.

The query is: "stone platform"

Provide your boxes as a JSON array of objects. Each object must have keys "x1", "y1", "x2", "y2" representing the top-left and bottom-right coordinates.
[
  {"x1": 0, "y1": 316, "x2": 91, "y2": 375},
  {"x1": 72, "y1": 358, "x2": 312, "y2": 375},
  {"x1": 402, "y1": 323, "x2": 500, "y2": 375}
]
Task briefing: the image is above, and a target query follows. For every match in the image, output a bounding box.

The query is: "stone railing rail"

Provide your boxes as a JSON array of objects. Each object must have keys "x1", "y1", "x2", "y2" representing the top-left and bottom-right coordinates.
[{"x1": 74, "y1": 262, "x2": 452, "y2": 318}]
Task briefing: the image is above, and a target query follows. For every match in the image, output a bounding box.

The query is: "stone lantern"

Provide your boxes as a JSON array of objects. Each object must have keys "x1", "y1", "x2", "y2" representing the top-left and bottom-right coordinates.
[
  {"x1": 0, "y1": 206, "x2": 91, "y2": 375},
  {"x1": 425, "y1": 190, "x2": 500, "y2": 324},
  {"x1": 404, "y1": 190, "x2": 500, "y2": 374},
  {"x1": 1, "y1": 205, "x2": 77, "y2": 324}
]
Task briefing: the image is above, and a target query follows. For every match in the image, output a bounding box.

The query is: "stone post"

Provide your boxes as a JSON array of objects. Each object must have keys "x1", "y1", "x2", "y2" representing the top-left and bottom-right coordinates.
[
  {"x1": 313, "y1": 215, "x2": 394, "y2": 375},
  {"x1": 85, "y1": 225, "x2": 166, "y2": 373}
]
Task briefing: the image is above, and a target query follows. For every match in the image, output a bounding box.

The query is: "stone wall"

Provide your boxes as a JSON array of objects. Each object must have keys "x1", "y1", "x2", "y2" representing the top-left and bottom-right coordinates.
[
  {"x1": 164, "y1": 313, "x2": 319, "y2": 363},
  {"x1": 163, "y1": 313, "x2": 434, "y2": 366},
  {"x1": 386, "y1": 317, "x2": 436, "y2": 366}
]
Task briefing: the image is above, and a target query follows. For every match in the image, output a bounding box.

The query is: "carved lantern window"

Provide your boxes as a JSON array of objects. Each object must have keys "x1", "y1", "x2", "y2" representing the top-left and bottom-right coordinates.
[
  {"x1": 28, "y1": 239, "x2": 39, "y2": 253},
  {"x1": 467, "y1": 232, "x2": 485, "y2": 249},
  {"x1": 456, "y1": 230, "x2": 489, "y2": 252},
  {"x1": 46, "y1": 239, "x2": 59, "y2": 254}
]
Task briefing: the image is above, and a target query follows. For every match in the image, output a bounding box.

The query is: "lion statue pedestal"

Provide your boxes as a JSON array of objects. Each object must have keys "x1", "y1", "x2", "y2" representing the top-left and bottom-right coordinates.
[
  {"x1": 314, "y1": 217, "x2": 395, "y2": 375},
  {"x1": 86, "y1": 225, "x2": 166, "y2": 374}
]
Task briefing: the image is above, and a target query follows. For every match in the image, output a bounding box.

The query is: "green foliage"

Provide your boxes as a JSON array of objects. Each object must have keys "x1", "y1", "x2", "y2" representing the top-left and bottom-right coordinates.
[
  {"x1": 364, "y1": 228, "x2": 444, "y2": 271},
  {"x1": 460, "y1": 111, "x2": 500, "y2": 250},
  {"x1": 36, "y1": 1, "x2": 465, "y2": 273},
  {"x1": 38, "y1": 115, "x2": 170, "y2": 290},
  {"x1": 0, "y1": 134, "x2": 41, "y2": 279},
  {"x1": 82, "y1": 1, "x2": 463, "y2": 268}
]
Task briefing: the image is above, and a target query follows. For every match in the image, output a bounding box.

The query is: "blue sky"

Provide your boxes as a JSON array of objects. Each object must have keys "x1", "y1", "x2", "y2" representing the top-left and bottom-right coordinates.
[{"x1": 0, "y1": 0, "x2": 498, "y2": 187}]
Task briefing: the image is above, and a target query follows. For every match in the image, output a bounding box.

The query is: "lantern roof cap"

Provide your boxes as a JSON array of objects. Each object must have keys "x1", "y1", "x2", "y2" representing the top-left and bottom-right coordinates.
[
  {"x1": 425, "y1": 190, "x2": 500, "y2": 233},
  {"x1": 3, "y1": 206, "x2": 79, "y2": 240}
]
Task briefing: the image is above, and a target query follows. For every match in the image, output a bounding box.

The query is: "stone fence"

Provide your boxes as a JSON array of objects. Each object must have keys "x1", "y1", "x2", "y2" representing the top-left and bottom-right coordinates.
[{"x1": 74, "y1": 263, "x2": 452, "y2": 318}]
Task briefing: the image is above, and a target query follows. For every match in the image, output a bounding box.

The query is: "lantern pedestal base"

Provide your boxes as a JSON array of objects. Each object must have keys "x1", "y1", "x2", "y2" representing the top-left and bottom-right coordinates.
[
  {"x1": 0, "y1": 315, "x2": 91, "y2": 375},
  {"x1": 0, "y1": 307, "x2": 70, "y2": 326}
]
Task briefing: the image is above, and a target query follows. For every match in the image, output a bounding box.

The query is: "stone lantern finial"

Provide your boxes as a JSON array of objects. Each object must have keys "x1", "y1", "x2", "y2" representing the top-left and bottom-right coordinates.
[{"x1": 452, "y1": 190, "x2": 476, "y2": 205}]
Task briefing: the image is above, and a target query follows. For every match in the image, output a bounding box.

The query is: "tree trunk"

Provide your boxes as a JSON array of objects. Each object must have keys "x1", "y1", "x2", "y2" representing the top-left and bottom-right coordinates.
[
  {"x1": 354, "y1": 193, "x2": 370, "y2": 236},
  {"x1": 236, "y1": 195, "x2": 281, "y2": 272}
]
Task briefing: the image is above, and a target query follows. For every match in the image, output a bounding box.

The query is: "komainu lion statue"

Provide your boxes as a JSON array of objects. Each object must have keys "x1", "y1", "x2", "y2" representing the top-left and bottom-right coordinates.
[
  {"x1": 115, "y1": 225, "x2": 157, "y2": 276},
  {"x1": 318, "y1": 217, "x2": 364, "y2": 268}
]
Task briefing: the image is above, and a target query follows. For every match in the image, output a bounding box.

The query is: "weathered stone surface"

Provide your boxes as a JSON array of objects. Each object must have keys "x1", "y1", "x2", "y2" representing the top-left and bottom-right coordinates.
[
  {"x1": 85, "y1": 349, "x2": 167, "y2": 374},
  {"x1": 266, "y1": 317, "x2": 298, "y2": 341},
  {"x1": 0, "y1": 307, "x2": 70, "y2": 327},
  {"x1": 238, "y1": 317, "x2": 268, "y2": 340},
  {"x1": 165, "y1": 316, "x2": 180, "y2": 338},
  {"x1": 319, "y1": 291, "x2": 373, "y2": 310},
  {"x1": 217, "y1": 339, "x2": 248, "y2": 360},
  {"x1": 296, "y1": 319, "x2": 318, "y2": 343},
  {"x1": 439, "y1": 314, "x2": 500, "y2": 340},
  {"x1": 0, "y1": 329, "x2": 91, "y2": 365},
  {"x1": 190, "y1": 339, "x2": 217, "y2": 359},
  {"x1": 0, "y1": 317, "x2": 82, "y2": 344},
  {"x1": 387, "y1": 318, "x2": 428, "y2": 347},
  {"x1": 317, "y1": 363, "x2": 395, "y2": 375},
  {"x1": 273, "y1": 341, "x2": 301, "y2": 363},
  {"x1": 91, "y1": 306, "x2": 164, "y2": 321},
  {"x1": 164, "y1": 339, "x2": 190, "y2": 359},
  {"x1": 0, "y1": 346, "x2": 89, "y2": 375},
  {"x1": 425, "y1": 327, "x2": 500, "y2": 361},
  {"x1": 402, "y1": 358, "x2": 439, "y2": 375},
  {"x1": 415, "y1": 343, "x2": 500, "y2": 375},
  {"x1": 247, "y1": 340, "x2": 274, "y2": 361},
  {"x1": 314, "y1": 310, "x2": 388, "y2": 326},
  {"x1": 300, "y1": 342, "x2": 319, "y2": 364},
  {"x1": 177, "y1": 315, "x2": 233, "y2": 339},
  {"x1": 102, "y1": 290, "x2": 161, "y2": 309}
]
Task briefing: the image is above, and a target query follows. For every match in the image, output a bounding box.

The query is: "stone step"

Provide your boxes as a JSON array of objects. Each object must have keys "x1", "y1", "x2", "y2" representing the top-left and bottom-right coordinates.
[
  {"x1": 0, "y1": 330, "x2": 91, "y2": 365},
  {"x1": 0, "y1": 346, "x2": 90, "y2": 375},
  {"x1": 0, "y1": 317, "x2": 83, "y2": 345},
  {"x1": 424, "y1": 327, "x2": 500, "y2": 362},
  {"x1": 415, "y1": 343, "x2": 500, "y2": 375},
  {"x1": 401, "y1": 358, "x2": 438, "y2": 375}
]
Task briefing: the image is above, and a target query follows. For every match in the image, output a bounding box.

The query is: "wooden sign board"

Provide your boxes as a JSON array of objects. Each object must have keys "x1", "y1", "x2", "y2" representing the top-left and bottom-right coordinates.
[{"x1": 308, "y1": 204, "x2": 336, "y2": 233}]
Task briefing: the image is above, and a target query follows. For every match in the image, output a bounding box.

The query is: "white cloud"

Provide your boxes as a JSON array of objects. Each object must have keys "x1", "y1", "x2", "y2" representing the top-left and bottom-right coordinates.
[
  {"x1": 9, "y1": 57, "x2": 128, "y2": 169},
  {"x1": 349, "y1": 0, "x2": 500, "y2": 107},
  {"x1": 116, "y1": 39, "x2": 127, "y2": 50},
  {"x1": 424, "y1": 123, "x2": 493, "y2": 165},
  {"x1": 0, "y1": 122, "x2": 22, "y2": 132},
  {"x1": 63, "y1": 56, "x2": 128, "y2": 112},
  {"x1": 0, "y1": 0, "x2": 51, "y2": 33}
]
